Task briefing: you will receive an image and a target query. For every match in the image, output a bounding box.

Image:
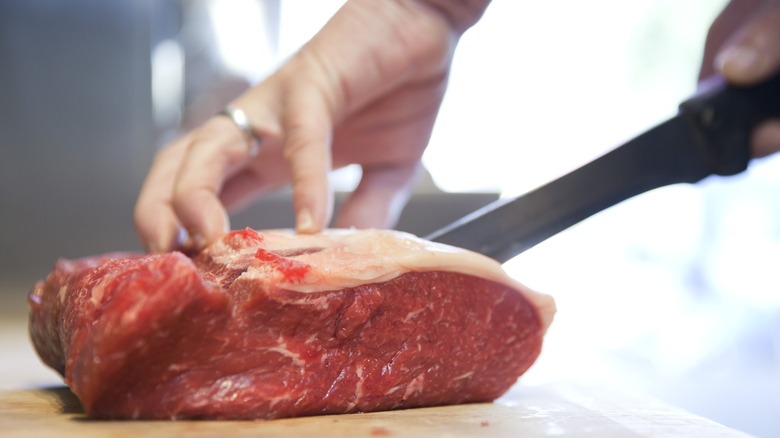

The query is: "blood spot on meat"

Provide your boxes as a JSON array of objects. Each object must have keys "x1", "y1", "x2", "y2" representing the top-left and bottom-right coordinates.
[{"x1": 254, "y1": 248, "x2": 311, "y2": 282}]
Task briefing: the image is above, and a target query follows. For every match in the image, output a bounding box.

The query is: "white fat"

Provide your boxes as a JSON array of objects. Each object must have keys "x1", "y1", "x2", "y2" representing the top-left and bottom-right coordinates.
[
  {"x1": 213, "y1": 229, "x2": 555, "y2": 331},
  {"x1": 266, "y1": 345, "x2": 305, "y2": 368},
  {"x1": 403, "y1": 374, "x2": 425, "y2": 400},
  {"x1": 58, "y1": 285, "x2": 69, "y2": 304}
]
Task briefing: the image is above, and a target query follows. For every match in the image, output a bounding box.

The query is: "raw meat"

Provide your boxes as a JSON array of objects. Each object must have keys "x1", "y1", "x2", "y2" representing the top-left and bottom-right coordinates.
[{"x1": 28, "y1": 228, "x2": 556, "y2": 420}]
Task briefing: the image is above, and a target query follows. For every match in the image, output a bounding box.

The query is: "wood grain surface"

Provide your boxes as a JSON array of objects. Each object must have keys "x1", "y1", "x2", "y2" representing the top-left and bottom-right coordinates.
[
  {"x1": 0, "y1": 382, "x2": 753, "y2": 438},
  {"x1": 0, "y1": 313, "x2": 753, "y2": 437}
]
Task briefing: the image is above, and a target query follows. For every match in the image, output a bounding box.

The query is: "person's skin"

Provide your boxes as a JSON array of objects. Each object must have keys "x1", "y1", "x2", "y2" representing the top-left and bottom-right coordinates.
[
  {"x1": 700, "y1": 0, "x2": 780, "y2": 157},
  {"x1": 135, "y1": 0, "x2": 491, "y2": 252},
  {"x1": 136, "y1": 0, "x2": 780, "y2": 254}
]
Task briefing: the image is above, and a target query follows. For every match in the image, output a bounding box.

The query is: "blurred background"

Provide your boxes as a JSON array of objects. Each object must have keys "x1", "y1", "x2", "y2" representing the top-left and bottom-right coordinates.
[{"x1": 1, "y1": 0, "x2": 779, "y2": 436}]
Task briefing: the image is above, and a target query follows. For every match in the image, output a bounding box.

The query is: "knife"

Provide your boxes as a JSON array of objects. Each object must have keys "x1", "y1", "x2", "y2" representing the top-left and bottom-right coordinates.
[{"x1": 425, "y1": 72, "x2": 780, "y2": 263}]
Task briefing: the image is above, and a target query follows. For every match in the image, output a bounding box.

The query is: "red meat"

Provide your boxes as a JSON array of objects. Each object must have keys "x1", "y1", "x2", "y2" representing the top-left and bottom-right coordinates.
[{"x1": 28, "y1": 228, "x2": 555, "y2": 419}]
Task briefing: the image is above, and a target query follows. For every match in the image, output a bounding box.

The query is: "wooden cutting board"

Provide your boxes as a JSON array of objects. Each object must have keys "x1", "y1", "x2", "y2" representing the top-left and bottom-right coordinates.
[
  {"x1": 0, "y1": 317, "x2": 752, "y2": 437},
  {"x1": 0, "y1": 382, "x2": 751, "y2": 437}
]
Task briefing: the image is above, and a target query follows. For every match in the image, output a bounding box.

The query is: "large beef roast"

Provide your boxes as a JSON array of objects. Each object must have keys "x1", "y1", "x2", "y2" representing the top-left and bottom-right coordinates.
[{"x1": 28, "y1": 228, "x2": 556, "y2": 420}]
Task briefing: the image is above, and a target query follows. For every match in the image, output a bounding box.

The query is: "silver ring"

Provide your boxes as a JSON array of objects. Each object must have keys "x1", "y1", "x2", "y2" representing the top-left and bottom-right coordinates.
[{"x1": 217, "y1": 106, "x2": 261, "y2": 157}]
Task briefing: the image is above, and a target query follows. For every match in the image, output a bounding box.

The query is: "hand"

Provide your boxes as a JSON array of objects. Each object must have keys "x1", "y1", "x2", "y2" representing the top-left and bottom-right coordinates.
[
  {"x1": 134, "y1": 0, "x2": 490, "y2": 252},
  {"x1": 700, "y1": 0, "x2": 780, "y2": 157}
]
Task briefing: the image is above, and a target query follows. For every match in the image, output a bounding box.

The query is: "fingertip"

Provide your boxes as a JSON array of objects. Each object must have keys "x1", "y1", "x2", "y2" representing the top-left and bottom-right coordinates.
[
  {"x1": 134, "y1": 213, "x2": 179, "y2": 254},
  {"x1": 333, "y1": 164, "x2": 419, "y2": 230},
  {"x1": 752, "y1": 120, "x2": 780, "y2": 158},
  {"x1": 714, "y1": 4, "x2": 780, "y2": 85},
  {"x1": 146, "y1": 238, "x2": 163, "y2": 254},
  {"x1": 295, "y1": 207, "x2": 317, "y2": 234},
  {"x1": 716, "y1": 45, "x2": 762, "y2": 84},
  {"x1": 334, "y1": 199, "x2": 388, "y2": 230},
  {"x1": 291, "y1": 179, "x2": 332, "y2": 235},
  {"x1": 283, "y1": 108, "x2": 333, "y2": 235},
  {"x1": 293, "y1": 185, "x2": 332, "y2": 234},
  {"x1": 134, "y1": 196, "x2": 175, "y2": 253},
  {"x1": 172, "y1": 190, "x2": 231, "y2": 249}
]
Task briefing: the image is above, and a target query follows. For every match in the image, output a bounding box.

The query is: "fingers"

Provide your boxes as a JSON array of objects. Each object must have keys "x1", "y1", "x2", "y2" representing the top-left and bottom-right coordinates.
[
  {"x1": 171, "y1": 116, "x2": 255, "y2": 248},
  {"x1": 752, "y1": 120, "x2": 780, "y2": 157},
  {"x1": 136, "y1": 69, "x2": 338, "y2": 252},
  {"x1": 134, "y1": 0, "x2": 450, "y2": 247},
  {"x1": 334, "y1": 162, "x2": 421, "y2": 229},
  {"x1": 707, "y1": 1, "x2": 780, "y2": 157},
  {"x1": 135, "y1": 115, "x2": 257, "y2": 253},
  {"x1": 716, "y1": 1, "x2": 780, "y2": 84},
  {"x1": 282, "y1": 86, "x2": 335, "y2": 234},
  {"x1": 134, "y1": 139, "x2": 189, "y2": 253}
]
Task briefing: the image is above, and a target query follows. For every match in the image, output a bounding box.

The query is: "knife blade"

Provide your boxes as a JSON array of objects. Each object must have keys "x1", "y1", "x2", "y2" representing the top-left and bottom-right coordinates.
[{"x1": 425, "y1": 72, "x2": 780, "y2": 263}]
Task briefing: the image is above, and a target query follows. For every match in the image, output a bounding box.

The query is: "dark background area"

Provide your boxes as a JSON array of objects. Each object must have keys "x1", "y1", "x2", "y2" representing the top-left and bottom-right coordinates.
[{"x1": 0, "y1": 0, "x2": 156, "y2": 285}]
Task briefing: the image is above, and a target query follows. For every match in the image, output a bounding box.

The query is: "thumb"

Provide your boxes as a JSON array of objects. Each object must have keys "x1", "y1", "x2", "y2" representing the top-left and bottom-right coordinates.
[
  {"x1": 716, "y1": 3, "x2": 780, "y2": 85},
  {"x1": 334, "y1": 163, "x2": 421, "y2": 229}
]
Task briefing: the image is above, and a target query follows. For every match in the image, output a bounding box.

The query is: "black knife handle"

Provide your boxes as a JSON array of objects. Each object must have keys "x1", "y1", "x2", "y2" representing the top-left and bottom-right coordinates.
[
  {"x1": 426, "y1": 72, "x2": 780, "y2": 262},
  {"x1": 680, "y1": 71, "x2": 780, "y2": 176}
]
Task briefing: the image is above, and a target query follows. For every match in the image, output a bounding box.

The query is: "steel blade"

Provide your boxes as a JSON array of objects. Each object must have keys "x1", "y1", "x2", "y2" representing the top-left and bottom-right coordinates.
[{"x1": 425, "y1": 115, "x2": 714, "y2": 263}]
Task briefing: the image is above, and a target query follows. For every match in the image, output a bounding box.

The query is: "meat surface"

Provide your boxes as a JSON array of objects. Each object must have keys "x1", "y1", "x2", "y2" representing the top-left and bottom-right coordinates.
[{"x1": 28, "y1": 228, "x2": 556, "y2": 420}]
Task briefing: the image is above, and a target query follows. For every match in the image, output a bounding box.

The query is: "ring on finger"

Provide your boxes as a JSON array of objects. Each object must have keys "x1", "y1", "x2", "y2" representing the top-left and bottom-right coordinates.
[{"x1": 217, "y1": 106, "x2": 261, "y2": 157}]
